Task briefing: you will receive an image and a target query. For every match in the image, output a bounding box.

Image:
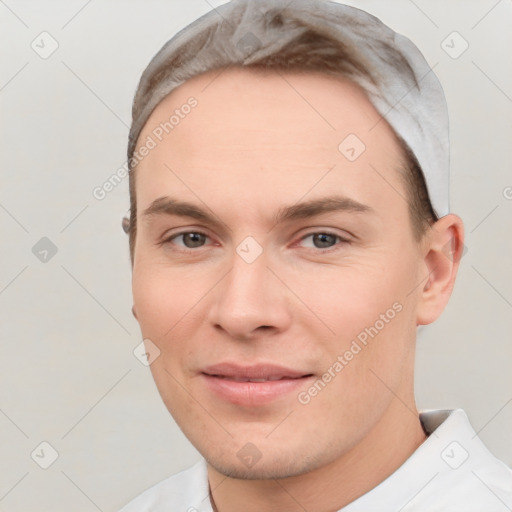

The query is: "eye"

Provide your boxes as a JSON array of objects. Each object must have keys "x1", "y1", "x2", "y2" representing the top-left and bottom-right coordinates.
[
  {"x1": 162, "y1": 231, "x2": 210, "y2": 250},
  {"x1": 160, "y1": 230, "x2": 350, "y2": 253},
  {"x1": 297, "y1": 232, "x2": 349, "y2": 251}
]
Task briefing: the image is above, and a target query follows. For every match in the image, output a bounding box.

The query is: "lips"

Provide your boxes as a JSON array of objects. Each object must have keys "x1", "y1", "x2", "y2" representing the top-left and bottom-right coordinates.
[
  {"x1": 200, "y1": 363, "x2": 314, "y2": 406},
  {"x1": 214, "y1": 376, "x2": 292, "y2": 382}
]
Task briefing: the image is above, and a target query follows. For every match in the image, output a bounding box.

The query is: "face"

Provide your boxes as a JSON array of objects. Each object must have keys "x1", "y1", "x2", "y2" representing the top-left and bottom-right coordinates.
[{"x1": 131, "y1": 68, "x2": 427, "y2": 479}]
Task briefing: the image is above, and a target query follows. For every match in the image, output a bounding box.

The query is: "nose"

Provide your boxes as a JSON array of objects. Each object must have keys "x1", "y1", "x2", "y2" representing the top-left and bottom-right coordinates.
[{"x1": 207, "y1": 249, "x2": 292, "y2": 341}]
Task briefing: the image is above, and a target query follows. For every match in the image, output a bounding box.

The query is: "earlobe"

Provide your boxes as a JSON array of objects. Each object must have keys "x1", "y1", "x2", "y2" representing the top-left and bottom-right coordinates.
[{"x1": 416, "y1": 214, "x2": 465, "y2": 326}]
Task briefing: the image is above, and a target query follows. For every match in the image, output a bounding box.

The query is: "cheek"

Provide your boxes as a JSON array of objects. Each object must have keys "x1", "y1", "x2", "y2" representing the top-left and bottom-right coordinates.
[
  {"x1": 132, "y1": 266, "x2": 201, "y2": 412},
  {"x1": 308, "y1": 252, "x2": 419, "y2": 390},
  {"x1": 132, "y1": 269, "x2": 167, "y2": 337},
  {"x1": 132, "y1": 265, "x2": 197, "y2": 340},
  {"x1": 310, "y1": 259, "x2": 412, "y2": 339}
]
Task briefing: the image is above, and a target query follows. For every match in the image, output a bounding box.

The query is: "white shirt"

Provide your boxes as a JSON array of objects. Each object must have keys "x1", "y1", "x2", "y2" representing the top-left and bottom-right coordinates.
[{"x1": 119, "y1": 409, "x2": 512, "y2": 511}]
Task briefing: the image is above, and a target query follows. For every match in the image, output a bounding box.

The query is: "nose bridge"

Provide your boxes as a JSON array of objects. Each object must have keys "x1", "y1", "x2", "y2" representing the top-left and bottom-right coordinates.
[{"x1": 208, "y1": 242, "x2": 289, "y2": 337}]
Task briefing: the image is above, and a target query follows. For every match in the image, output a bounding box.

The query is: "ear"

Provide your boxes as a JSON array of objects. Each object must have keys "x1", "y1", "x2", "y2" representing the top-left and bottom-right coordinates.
[{"x1": 416, "y1": 213, "x2": 465, "y2": 326}]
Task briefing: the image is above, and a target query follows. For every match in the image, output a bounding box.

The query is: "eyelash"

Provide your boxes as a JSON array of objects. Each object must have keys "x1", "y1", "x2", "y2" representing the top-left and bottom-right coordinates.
[{"x1": 159, "y1": 230, "x2": 350, "y2": 254}]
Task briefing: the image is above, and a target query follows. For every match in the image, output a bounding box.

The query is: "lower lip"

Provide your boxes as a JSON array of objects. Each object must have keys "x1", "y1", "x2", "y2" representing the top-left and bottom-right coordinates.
[{"x1": 201, "y1": 374, "x2": 314, "y2": 406}]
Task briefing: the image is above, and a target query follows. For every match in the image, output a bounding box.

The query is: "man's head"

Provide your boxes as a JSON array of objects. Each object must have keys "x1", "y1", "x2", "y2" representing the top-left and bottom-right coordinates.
[{"x1": 126, "y1": 0, "x2": 463, "y2": 483}]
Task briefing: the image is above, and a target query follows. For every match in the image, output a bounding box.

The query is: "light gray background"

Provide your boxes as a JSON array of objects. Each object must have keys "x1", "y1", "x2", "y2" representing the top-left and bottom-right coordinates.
[{"x1": 1, "y1": 0, "x2": 511, "y2": 510}]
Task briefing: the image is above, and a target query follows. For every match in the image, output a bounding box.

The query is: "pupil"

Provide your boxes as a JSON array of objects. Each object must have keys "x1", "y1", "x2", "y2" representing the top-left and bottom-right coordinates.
[
  {"x1": 314, "y1": 233, "x2": 335, "y2": 248},
  {"x1": 184, "y1": 233, "x2": 205, "y2": 248}
]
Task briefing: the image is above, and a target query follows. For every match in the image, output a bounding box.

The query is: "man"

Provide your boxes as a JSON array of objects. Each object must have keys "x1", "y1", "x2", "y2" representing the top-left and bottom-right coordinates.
[{"x1": 119, "y1": 0, "x2": 512, "y2": 510}]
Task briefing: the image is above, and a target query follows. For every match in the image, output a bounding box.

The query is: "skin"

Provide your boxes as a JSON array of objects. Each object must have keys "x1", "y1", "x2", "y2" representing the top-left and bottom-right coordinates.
[{"x1": 130, "y1": 67, "x2": 464, "y2": 512}]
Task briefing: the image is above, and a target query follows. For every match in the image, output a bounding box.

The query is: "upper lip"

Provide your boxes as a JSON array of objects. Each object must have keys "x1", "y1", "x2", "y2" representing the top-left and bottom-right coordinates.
[{"x1": 201, "y1": 363, "x2": 312, "y2": 381}]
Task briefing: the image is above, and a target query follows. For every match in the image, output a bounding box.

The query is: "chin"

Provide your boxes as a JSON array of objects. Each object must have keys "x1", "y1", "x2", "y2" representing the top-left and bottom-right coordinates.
[{"x1": 204, "y1": 450, "x2": 324, "y2": 480}]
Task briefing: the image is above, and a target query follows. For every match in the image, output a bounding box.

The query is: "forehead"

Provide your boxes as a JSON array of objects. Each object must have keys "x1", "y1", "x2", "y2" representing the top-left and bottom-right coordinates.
[
  {"x1": 141, "y1": 67, "x2": 391, "y2": 149},
  {"x1": 134, "y1": 67, "x2": 406, "y2": 222}
]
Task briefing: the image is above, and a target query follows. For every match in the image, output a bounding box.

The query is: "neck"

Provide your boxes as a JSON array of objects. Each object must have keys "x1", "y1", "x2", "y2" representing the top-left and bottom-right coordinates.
[{"x1": 207, "y1": 398, "x2": 427, "y2": 512}]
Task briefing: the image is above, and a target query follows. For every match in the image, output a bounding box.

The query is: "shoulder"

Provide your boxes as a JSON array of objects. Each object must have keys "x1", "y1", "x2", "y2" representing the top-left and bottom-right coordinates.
[
  {"x1": 118, "y1": 459, "x2": 212, "y2": 512},
  {"x1": 409, "y1": 409, "x2": 512, "y2": 511},
  {"x1": 342, "y1": 409, "x2": 512, "y2": 512}
]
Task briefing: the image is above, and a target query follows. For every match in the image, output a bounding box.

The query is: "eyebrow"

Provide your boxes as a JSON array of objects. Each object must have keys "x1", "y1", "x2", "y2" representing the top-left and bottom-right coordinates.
[{"x1": 141, "y1": 194, "x2": 374, "y2": 230}]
